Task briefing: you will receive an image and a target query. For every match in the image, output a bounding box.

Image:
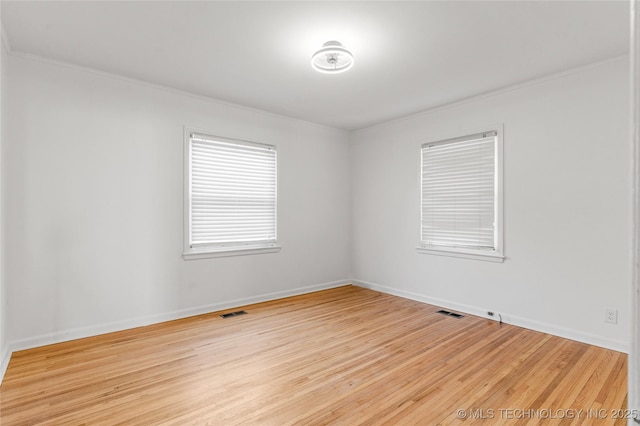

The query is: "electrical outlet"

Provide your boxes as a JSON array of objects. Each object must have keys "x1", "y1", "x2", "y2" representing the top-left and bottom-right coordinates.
[
  {"x1": 487, "y1": 311, "x2": 494, "y2": 317},
  {"x1": 604, "y1": 308, "x2": 618, "y2": 324}
]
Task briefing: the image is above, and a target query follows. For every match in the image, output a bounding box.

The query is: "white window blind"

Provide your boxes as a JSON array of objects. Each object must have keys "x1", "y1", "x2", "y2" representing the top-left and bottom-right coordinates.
[
  {"x1": 188, "y1": 133, "x2": 277, "y2": 250},
  {"x1": 421, "y1": 131, "x2": 497, "y2": 251}
]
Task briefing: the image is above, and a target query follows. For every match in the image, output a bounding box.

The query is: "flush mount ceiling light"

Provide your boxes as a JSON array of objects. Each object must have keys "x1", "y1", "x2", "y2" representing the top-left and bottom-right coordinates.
[{"x1": 311, "y1": 41, "x2": 354, "y2": 74}]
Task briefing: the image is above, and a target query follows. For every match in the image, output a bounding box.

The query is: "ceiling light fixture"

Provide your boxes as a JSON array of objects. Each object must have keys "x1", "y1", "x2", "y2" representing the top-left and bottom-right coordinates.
[{"x1": 311, "y1": 41, "x2": 354, "y2": 74}]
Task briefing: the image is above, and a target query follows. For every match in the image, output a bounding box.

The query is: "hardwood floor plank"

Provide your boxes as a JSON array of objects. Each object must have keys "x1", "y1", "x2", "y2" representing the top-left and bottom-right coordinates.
[{"x1": 0, "y1": 286, "x2": 627, "y2": 425}]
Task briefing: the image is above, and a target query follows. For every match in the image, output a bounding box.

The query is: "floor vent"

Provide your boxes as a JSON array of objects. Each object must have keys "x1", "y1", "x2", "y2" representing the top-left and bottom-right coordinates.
[
  {"x1": 436, "y1": 310, "x2": 464, "y2": 319},
  {"x1": 220, "y1": 310, "x2": 248, "y2": 319}
]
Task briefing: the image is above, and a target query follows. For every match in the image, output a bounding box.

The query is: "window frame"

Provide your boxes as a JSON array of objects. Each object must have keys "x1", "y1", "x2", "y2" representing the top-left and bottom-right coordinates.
[
  {"x1": 183, "y1": 128, "x2": 281, "y2": 260},
  {"x1": 417, "y1": 125, "x2": 504, "y2": 262}
]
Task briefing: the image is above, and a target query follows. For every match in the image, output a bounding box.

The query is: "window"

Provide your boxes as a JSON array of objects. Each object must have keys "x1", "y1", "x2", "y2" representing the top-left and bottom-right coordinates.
[
  {"x1": 183, "y1": 131, "x2": 280, "y2": 259},
  {"x1": 418, "y1": 127, "x2": 503, "y2": 262}
]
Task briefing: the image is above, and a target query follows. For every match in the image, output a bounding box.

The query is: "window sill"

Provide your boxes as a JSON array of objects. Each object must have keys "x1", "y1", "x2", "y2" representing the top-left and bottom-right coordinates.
[
  {"x1": 183, "y1": 245, "x2": 282, "y2": 260},
  {"x1": 416, "y1": 247, "x2": 504, "y2": 263}
]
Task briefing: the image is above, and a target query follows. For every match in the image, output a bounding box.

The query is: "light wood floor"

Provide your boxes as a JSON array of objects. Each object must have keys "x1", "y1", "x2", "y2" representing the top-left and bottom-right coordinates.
[{"x1": 0, "y1": 286, "x2": 627, "y2": 425}]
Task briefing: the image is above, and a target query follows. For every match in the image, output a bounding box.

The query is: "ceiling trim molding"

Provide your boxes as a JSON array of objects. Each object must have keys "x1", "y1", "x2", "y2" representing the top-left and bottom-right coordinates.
[
  {"x1": 356, "y1": 54, "x2": 629, "y2": 134},
  {"x1": 3, "y1": 45, "x2": 629, "y2": 134},
  {"x1": 5, "y1": 49, "x2": 350, "y2": 136}
]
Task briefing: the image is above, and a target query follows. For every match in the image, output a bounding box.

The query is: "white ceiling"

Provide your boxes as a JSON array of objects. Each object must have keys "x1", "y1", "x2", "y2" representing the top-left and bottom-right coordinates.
[{"x1": 1, "y1": 1, "x2": 630, "y2": 130}]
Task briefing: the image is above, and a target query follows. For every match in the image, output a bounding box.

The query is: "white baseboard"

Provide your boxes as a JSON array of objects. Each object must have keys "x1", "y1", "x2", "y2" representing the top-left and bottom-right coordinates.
[
  {"x1": 0, "y1": 344, "x2": 10, "y2": 383},
  {"x1": 8, "y1": 279, "x2": 351, "y2": 354},
  {"x1": 5, "y1": 277, "x2": 628, "y2": 378},
  {"x1": 352, "y1": 279, "x2": 629, "y2": 353}
]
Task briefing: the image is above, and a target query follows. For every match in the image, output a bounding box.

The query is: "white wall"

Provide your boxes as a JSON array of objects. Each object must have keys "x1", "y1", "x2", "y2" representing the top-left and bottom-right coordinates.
[
  {"x1": 4, "y1": 54, "x2": 351, "y2": 349},
  {"x1": 630, "y1": 0, "x2": 640, "y2": 417},
  {"x1": 2, "y1": 48, "x2": 631, "y2": 355},
  {"x1": 351, "y1": 57, "x2": 630, "y2": 351},
  {"x1": 0, "y1": 6, "x2": 6, "y2": 378}
]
